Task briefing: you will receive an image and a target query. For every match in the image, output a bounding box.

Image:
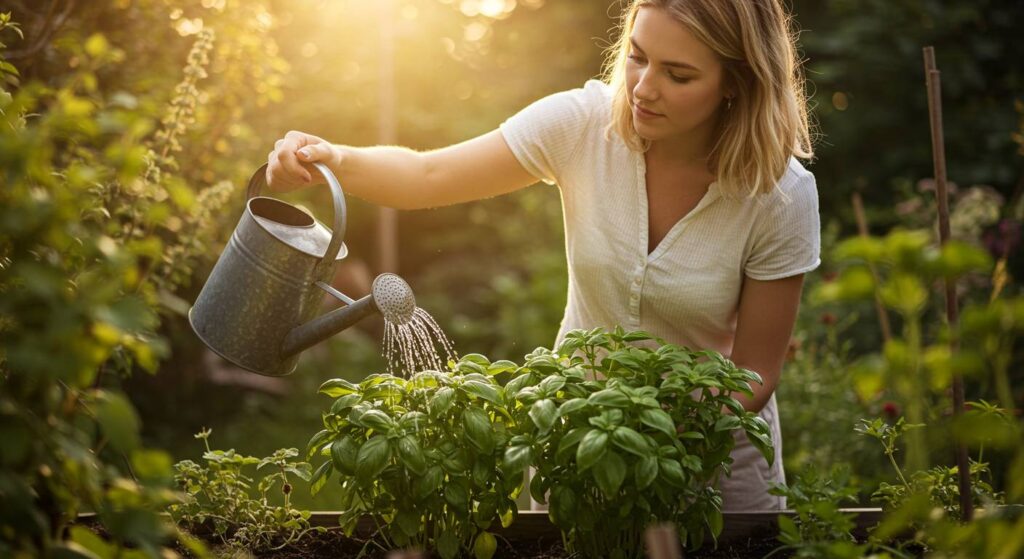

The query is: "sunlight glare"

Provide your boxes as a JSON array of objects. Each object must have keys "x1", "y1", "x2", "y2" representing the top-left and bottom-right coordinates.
[
  {"x1": 464, "y1": 21, "x2": 490, "y2": 42},
  {"x1": 459, "y1": 0, "x2": 481, "y2": 17},
  {"x1": 479, "y1": 0, "x2": 514, "y2": 18}
]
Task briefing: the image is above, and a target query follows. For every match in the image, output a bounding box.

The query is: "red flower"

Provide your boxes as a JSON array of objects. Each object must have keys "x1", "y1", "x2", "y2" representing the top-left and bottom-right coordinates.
[
  {"x1": 882, "y1": 401, "x2": 900, "y2": 420},
  {"x1": 820, "y1": 312, "x2": 837, "y2": 326},
  {"x1": 785, "y1": 337, "x2": 801, "y2": 362}
]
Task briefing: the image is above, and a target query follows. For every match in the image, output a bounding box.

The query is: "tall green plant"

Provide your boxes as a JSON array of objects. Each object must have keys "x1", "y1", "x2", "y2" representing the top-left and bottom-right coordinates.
[
  {"x1": 813, "y1": 229, "x2": 993, "y2": 471},
  {"x1": 817, "y1": 228, "x2": 1024, "y2": 556}
]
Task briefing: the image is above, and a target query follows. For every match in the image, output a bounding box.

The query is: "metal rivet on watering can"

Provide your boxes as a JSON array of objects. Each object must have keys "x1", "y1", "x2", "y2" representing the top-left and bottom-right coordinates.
[{"x1": 189, "y1": 163, "x2": 416, "y2": 376}]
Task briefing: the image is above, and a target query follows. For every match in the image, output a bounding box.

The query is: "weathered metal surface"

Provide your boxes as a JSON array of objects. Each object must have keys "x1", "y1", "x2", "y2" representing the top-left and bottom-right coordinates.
[{"x1": 190, "y1": 163, "x2": 359, "y2": 376}]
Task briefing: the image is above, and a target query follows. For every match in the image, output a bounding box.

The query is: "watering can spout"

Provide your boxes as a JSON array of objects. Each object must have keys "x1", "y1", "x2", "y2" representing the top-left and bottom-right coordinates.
[{"x1": 281, "y1": 273, "x2": 416, "y2": 358}]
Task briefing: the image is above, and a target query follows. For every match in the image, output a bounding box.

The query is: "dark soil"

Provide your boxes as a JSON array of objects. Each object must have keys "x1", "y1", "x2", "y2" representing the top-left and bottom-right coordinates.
[{"x1": 221, "y1": 529, "x2": 785, "y2": 558}]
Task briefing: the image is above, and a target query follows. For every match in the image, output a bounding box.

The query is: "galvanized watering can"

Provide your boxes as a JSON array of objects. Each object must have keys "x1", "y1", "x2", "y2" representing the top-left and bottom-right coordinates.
[{"x1": 189, "y1": 163, "x2": 415, "y2": 376}]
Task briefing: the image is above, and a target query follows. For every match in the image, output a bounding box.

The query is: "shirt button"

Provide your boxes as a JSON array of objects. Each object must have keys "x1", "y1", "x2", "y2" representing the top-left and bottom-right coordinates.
[{"x1": 633, "y1": 278, "x2": 641, "y2": 286}]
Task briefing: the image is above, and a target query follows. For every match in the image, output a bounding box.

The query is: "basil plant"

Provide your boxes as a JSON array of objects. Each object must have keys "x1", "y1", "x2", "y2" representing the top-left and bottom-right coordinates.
[
  {"x1": 500, "y1": 327, "x2": 774, "y2": 558},
  {"x1": 308, "y1": 356, "x2": 521, "y2": 559}
]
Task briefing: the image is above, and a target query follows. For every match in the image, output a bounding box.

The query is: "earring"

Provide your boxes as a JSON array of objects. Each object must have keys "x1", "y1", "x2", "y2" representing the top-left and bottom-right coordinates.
[{"x1": 726, "y1": 97, "x2": 734, "y2": 110}]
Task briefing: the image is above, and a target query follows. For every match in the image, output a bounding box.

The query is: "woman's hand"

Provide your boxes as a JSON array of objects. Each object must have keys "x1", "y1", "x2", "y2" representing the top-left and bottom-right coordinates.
[{"x1": 265, "y1": 130, "x2": 343, "y2": 192}]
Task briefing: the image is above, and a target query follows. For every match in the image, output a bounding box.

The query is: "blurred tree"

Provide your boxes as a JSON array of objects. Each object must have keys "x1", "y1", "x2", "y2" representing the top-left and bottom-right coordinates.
[{"x1": 790, "y1": 0, "x2": 1024, "y2": 229}]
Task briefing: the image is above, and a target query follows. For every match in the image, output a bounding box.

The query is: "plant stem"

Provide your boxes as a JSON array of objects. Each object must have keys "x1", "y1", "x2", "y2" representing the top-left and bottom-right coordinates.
[{"x1": 902, "y1": 316, "x2": 929, "y2": 473}]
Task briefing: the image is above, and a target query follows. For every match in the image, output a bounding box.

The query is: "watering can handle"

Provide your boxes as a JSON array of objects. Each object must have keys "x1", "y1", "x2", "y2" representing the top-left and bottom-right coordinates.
[{"x1": 245, "y1": 162, "x2": 347, "y2": 273}]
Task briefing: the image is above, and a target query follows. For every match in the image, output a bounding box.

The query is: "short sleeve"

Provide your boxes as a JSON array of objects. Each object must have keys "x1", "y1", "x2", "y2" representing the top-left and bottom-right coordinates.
[
  {"x1": 499, "y1": 80, "x2": 607, "y2": 185},
  {"x1": 744, "y1": 167, "x2": 821, "y2": 281}
]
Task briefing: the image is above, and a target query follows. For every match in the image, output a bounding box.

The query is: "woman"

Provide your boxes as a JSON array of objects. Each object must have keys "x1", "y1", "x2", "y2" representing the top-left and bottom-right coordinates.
[{"x1": 266, "y1": 0, "x2": 819, "y2": 510}]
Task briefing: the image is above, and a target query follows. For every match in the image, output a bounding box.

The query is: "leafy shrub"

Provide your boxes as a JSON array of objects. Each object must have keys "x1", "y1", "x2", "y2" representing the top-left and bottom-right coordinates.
[
  {"x1": 856, "y1": 417, "x2": 1002, "y2": 520},
  {"x1": 308, "y1": 356, "x2": 521, "y2": 559},
  {"x1": 0, "y1": 4, "x2": 285, "y2": 555},
  {"x1": 170, "y1": 429, "x2": 324, "y2": 553},
  {"x1": 501, "y1": 327, "x2": 774, "y2": 558},
  {"x1": 768, "y1": 465, "x2": 911, "y2": 559}
]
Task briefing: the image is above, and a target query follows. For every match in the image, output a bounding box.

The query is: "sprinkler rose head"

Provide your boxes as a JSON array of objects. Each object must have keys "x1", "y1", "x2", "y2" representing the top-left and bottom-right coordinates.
[{"x1": 372, "y1": 273, "x2": 416, "y2": 325}]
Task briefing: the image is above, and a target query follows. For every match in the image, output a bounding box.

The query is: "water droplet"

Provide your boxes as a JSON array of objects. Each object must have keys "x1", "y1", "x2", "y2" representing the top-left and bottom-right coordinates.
[{"x1": 382, "y1": 307, "x2": 458, "y2": 377}]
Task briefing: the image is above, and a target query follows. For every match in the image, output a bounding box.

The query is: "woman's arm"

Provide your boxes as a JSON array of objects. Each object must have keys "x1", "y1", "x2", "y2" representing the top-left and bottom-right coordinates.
[
  {"x1": 266, "y1": 129, "x2": 538, "y2": 210},
  {"x1": 729, "y1": 273, "x2": 806, "y2": 413}
]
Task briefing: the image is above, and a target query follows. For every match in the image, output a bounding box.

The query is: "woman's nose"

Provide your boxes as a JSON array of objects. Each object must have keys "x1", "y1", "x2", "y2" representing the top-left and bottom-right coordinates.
[{"x1": 633, "y1": 69, "x2": 658, "y2": 102}]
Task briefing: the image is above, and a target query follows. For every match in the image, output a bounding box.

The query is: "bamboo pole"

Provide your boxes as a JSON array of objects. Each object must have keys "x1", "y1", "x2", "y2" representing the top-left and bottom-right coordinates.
[
  {"x1": 922, "y1": 46, "x2": 972, "y2": 521},
  {"x1": 851, "y1": 192, "x2": 893, "y2": 344}
]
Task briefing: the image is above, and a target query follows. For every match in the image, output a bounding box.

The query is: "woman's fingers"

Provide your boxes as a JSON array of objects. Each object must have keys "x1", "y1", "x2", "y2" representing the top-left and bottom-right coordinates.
[
  {"x1": 296, "y1": 142, "x2": 335, "y2": 166},
  {"x1": 266, "y1": 131, "x2": 322, "y2": 191},
  {"x1": 277, "y1": 132, "x2": 314, "y2": 185}
]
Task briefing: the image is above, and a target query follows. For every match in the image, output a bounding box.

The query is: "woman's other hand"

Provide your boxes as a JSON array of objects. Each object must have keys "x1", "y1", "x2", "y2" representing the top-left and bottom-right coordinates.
[{"x1": 266, "y1": 130, "x2": 342, "y2": 192}]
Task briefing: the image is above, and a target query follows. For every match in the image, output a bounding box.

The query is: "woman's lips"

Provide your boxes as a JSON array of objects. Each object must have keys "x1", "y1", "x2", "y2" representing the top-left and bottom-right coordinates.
[{"x1": 633, "y1": 104, "x2": 663, "y2": 119}]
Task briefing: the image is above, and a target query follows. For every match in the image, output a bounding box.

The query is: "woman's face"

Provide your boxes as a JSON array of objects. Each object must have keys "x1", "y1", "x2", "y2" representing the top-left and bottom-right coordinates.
[{"x1": 625, "y1": 7, "x2": 730, "y2": 148}]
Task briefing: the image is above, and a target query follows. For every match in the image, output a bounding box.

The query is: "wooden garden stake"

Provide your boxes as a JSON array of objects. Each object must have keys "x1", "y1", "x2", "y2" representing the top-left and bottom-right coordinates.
[
  {"x1": 644, "y1": 522, "x2": 684, "y2": 559},
  {"x1": 851, "y1": 191, "x2": 893, "y2": 344},
  {"x1": 922, "y1": 45, "x2": 973, "y2": 521}
]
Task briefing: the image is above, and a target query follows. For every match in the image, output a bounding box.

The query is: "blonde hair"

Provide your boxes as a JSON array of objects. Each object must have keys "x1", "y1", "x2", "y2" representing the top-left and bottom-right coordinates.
[{"x1": 603, "y1": 0, "x2": 815, "y2": 197}]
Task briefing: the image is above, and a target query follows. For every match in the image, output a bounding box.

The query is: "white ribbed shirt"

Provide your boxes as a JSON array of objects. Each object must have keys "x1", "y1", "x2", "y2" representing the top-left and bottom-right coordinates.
[{"x1": 499, "y1": 80, "x2": 821, "y2": 510}]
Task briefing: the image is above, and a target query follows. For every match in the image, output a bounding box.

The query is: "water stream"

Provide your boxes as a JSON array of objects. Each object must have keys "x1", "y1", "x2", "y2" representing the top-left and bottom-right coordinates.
[{"x1": 382, "y1": 306, "x2": 458, "y2": 377}]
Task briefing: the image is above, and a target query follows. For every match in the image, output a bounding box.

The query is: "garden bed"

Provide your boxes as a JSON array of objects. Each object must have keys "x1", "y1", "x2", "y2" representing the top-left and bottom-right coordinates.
[{"x1": 81, "y1": 509, "x2": 886, "y2": 558}]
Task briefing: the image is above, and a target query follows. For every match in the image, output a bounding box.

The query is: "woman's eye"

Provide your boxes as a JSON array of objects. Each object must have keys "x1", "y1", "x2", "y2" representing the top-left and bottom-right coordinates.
[
  {"x1": 627, "y1": 54, "x2": 646, "y2": 63},
  {"x1": 669, "y1": 74, "x2": 692, "y2": 84}
]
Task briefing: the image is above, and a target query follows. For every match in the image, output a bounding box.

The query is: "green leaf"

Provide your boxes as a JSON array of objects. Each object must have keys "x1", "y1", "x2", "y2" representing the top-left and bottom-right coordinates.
[
  {"x1": 611, "y1": 426, "x2": 651, "y2": 457},
  {"x1": 444, "y1": 479, "x2": 469, "y2": 509},
  {"x1": 639, "y1": 408, "x2": 677, "y2": 438},
  {"x1": 538, "y1": 375, "x2": 566, "y2": 396},
  {"x1": 502, "y1": 445, "x2": 532, "y2": 474},
  {"x1": 576, "y1": 430, "x2": 609, "y2": 472},
  {"x1": 394, "y1": 508, "x2": 421, "y2": 538},
  {"x1": 129, "y1": 449, "x2": 172, "y2": 482},
  {"x1": 592, "y1": 450, "x2": 627, "y2": 498},
  {"x1": 310, "y1": 461, "x2": 332, "y2": 496},
  {"x1": 778, "y1": 514, "x2": 799, "y2": 539},
  {"x1": 93, "y1": 391, "x2": 140, "y2": 453},
  {"x1": 714, "y1": 415, "x2": 742, "y2": 432},
  {"x1": 463, "y1": 408, "x2": 495, "y2": 454},
  {"x1": 529, "y1": 399, "x2": 558, "y2": 434},
  {"x1": 707, "y1": 508, "x2": 724, "y2": 538},
  {"x1": 549, "y1": 485, "x2": 578, "y2": 528},
  {"x1": 462, "y1": 380, "x2": 503, "y2": 405},
  {"x1": 659, "y1": 458, "x2": 687, "y2": 488},
  {"x1": 357, "y1": 409, "x2": 394, "y2": 432},
  {"x1": 503, "y1": 373, "x2": 535, "y2": 398},
  {"x1": 396, "y1": 435, "x2": 427, "y2": 475},
  {"x1": 880, "y1": 272, "x2": 927, "y2": 316},
  {"x1": 437, "y1": 530, "x2": 460, "y2": 559},
  {"x1": 474, "y1": 531, "x2": 498, "y2": 559},
  {"x1": 330, "y1": 393, "x2": 361, "y2": 415},
  {"x1": 430, "y1": 386, "x2": 456, "y2": 416},
  {"x1": 635, "y1": 456, "x2": 658, "y2": 490},
  {"x1": 487, "y1": 359, "x2": 519, "y2": 375},
  {"x1": 285, "y1": 463, "x2": 313, "y2": 481},
  {"x1": 306, "y1": 429, "x2": 332, "y2": 459},
  {"x1": 556, "y1": 427, "x2": 589, "y2": 464},
  {"x1": 557, "y1": 398, "x2": 588, "y2": 416},
  {"x1": 588, "y1": 389, "x2": 630, "y2": 408},
  {"x1": 354, "y1": 436, "x2": 391, "y2": 484},
  {"x1": 69, "y1": 525, "x2": 113, "y2": 557},
  {"x1": 415, "y1": 465, "x2": 445, "y2": 500},
  {"x1": 319, "y1": 378, "x2": 359, "y2": 397},
  {"x1": 330, "y1": 436, "x2": 359, "y2": 476}
]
